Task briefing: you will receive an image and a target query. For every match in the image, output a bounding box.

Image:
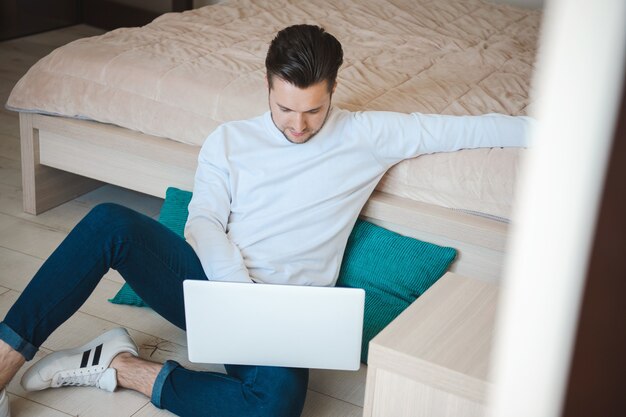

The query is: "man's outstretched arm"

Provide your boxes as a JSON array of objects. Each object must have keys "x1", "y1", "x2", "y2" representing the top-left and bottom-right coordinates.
[{"x1": 354, "y1": 111, "x2": 535, "y2": 165}]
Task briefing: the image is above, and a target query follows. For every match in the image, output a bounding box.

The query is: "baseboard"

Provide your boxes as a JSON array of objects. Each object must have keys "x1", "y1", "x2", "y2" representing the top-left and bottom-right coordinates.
[{"x1": 81, "y1": 0, "x2": 180, "y2": 30}]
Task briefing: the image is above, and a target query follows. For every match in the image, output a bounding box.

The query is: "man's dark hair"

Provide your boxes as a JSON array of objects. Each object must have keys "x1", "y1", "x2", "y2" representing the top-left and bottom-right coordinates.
[{"x1": 265, "y1": 24, "x2": 343, "y2": 92}]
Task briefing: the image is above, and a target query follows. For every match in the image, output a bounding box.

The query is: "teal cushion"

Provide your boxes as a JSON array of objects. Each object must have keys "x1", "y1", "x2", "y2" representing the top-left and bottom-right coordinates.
[
  {"x1": 109, "y1": 188, "x2": 457, "y2": 364},
  {"x1": 108, "y1": 187, "x2": 192, "y2": 307},
  {"x1": 155, "y1": 187, "x2": 193, "y2": 237},
  {"x1": 335, "y1": 219, "x2": 456, "y2": 363}
]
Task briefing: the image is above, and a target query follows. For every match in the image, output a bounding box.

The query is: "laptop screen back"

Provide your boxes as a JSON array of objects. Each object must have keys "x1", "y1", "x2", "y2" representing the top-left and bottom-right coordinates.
[{"x1": 183, "y1": 280, "x2": 365, "y2": 371}]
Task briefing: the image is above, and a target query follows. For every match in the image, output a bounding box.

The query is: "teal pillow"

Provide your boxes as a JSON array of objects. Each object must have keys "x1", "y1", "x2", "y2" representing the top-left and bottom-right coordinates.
[
  {"x1": 335, "y1": 219, "x2": 456, "y2": 363},
  {"x1": 155, "y1": 187, "x2": 193, "y2": 237},
  {"x1": 109, "y1": 188, "x2": 457, "y2": 365},
  {"x1": 108, "y1": 187, "x2": 192, "y2": 307}
]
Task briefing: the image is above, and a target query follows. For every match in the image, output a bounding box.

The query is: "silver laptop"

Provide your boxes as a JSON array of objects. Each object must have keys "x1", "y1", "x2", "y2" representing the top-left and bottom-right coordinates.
[{"x1": 183, "y1": 280, "x2": 365, "y2": 371}]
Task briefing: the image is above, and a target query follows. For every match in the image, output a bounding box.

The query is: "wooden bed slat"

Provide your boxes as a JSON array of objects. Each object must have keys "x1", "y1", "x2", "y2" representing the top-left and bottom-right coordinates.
[
  {"x1": 34, "y1": 115, "x2": 198, "y2": 198},
  {"x1": 362, "y1": 192, "x2": 508, "y2": 252},
  {"x1": 20, "y1": 113, "x2": 102, "y2": 215}
]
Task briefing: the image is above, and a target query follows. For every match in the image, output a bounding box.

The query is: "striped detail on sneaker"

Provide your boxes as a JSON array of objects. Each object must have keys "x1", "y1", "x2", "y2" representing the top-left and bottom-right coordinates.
[
  {"x1": 79, "y1": 344, "x2": 104, "y2": 368},
  {"x1": 93, "y1": 344, "x2": 103, "y2": 366}
]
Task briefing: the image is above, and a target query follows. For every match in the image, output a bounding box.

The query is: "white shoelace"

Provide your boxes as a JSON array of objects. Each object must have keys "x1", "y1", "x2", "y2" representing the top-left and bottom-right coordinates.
[{"x1": 51, "y1": 366, "x2": 116, "y2": 392}]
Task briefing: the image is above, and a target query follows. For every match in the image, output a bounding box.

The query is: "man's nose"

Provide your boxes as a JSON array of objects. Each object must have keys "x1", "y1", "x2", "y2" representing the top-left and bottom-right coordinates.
[{"x1": 293, "y1": 114, "x2": 306, "y2": 131}]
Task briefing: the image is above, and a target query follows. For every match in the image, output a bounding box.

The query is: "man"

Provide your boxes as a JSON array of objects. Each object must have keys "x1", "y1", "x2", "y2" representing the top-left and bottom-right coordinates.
[{"x1": 0, "y1": 25, "x2": 531, "y2": 417}]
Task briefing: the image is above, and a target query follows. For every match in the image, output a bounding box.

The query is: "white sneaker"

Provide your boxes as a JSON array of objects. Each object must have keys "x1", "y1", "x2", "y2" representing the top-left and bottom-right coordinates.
[
  {"x1": 0, "y1": 389, "x2": 10, "y2": 417},
  {"x1": 21, "y1": 328, "x2": 138, "y2": 392}
]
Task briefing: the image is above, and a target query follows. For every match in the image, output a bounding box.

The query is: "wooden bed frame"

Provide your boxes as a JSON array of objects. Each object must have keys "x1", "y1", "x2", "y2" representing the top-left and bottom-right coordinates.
[{"x1": 20, "y1": 112, "x2": 508, "y2": 282}]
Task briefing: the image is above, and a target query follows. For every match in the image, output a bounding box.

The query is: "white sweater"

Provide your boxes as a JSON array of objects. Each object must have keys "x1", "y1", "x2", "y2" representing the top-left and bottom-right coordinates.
[{"x1": 184, "y1": 108, "x2": 532, "y2": 286}]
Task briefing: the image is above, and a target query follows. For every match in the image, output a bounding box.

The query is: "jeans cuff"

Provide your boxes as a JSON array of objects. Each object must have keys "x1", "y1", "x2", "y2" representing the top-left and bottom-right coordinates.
[
  {"x1": 0, "y1": 323, "x2": 37, "y2": 361},
  {"x1": 151, "y1": 360, "x2": 180, "y2": 408}
]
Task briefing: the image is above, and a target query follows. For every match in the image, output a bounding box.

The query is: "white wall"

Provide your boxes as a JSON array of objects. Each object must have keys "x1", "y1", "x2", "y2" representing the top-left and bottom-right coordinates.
[{"x1": 487, "y1": 0, "x2": 626, "y2": 416}]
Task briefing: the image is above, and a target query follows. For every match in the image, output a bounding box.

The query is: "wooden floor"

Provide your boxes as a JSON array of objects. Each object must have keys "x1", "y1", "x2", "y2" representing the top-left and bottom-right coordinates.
[{"x1": 0, "y1": 25, "x2": 366, "y2": 417}]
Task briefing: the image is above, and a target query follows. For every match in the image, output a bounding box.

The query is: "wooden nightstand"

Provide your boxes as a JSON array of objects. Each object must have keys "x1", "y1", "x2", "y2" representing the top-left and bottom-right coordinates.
[{"x1": 363, "y1": 272, "x2": 499, "y2": 417}]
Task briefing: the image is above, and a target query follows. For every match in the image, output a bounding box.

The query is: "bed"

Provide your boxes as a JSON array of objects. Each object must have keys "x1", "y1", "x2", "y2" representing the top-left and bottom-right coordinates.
[{"x1": 6, "y1": 0, "x2": 541, "y2": 282}]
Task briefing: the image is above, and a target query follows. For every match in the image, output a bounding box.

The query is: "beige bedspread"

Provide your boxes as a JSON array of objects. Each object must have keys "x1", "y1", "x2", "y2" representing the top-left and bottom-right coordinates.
[{"x1": 6, "y1": 0, "x2": 541, "y2": 219}]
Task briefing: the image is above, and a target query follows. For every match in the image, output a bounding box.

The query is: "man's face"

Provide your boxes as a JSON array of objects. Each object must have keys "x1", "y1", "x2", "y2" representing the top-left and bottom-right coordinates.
[{"x1": 268, "y1": 77, "x2": 336, "y2": 144}]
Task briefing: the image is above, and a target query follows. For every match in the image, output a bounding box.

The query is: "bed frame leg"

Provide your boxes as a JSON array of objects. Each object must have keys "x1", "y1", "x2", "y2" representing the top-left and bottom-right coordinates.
[{"x1": 20, "y1": 113, "x2": 102, "y2": 215}]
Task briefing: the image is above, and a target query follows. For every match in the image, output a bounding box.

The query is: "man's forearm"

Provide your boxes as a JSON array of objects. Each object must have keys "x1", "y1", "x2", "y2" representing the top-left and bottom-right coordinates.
[
  {"x1": 413, "y1": 112, "x2": 534, "y2": 154},
  {"x1": 184, "y1": 220, "x2": 253, "y2": 283}
]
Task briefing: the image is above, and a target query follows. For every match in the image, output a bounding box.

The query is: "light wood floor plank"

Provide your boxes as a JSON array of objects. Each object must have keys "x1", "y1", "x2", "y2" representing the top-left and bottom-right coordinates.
[
  {"x1": 0, "y1": 246, "x2": 43, "y2": 291},
  {"x1": 72, "y1": 184, "x2": 164, "y2": 218},
  {"x1": 6, "y1": 393, "x2": 73, "y2": 417},
  {"x1": 0, "y1": 213, "x2": 66, "y2": 259},
  {"x1": 0, "y1": 182, "x2": 94, "y2": 234},
  {"x1": 0, "y1": 156, "x2": 22, "y2": 187},
  {"x1": 132, "y1": 403, "x2": 177, "y2": 417},
  {"x1": 302, "y1": 390, "x2": 364, "y2": 417},
  {"x1": 79, "y1": 279, "x2": 188, "y2": 347},
  {"x1": 0, "y1": 183, "x2": 23, "y2": 217},
  {"x1": 310, "y1": 366, "x2": 367, "y2": 407},
  {"x1": 0, "y1": 132, "x2": 20, "y2": 161}
]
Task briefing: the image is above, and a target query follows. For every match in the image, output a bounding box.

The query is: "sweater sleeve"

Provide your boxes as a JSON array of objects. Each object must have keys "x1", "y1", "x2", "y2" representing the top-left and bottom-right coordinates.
[
  {"x1": 354, "y1": 111, "x2": 534, "y2": 166},
  {"x1": 183, "y1": 130, "x2": 253, "y2": 283}
]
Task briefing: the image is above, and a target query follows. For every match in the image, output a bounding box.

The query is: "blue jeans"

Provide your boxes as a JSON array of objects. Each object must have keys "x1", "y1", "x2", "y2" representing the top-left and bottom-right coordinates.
[{"x1": 0, "y1": 203, "x2": 308, "y2": 417}]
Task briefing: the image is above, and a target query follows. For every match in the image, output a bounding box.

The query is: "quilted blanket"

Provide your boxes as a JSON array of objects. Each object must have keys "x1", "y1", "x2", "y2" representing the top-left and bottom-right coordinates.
[{"x1": 6, "y1": 0, "x2": 541, "y2": 219}]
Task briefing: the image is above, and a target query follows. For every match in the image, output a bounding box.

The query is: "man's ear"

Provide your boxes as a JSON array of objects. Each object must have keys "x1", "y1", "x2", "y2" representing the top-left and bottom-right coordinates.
[
  {"x1": 265, "y1": 74, "x2": 270, "y2": 90},
  {"x1": 331, "y1": 81, "x2": 338, "y2": 94}
]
